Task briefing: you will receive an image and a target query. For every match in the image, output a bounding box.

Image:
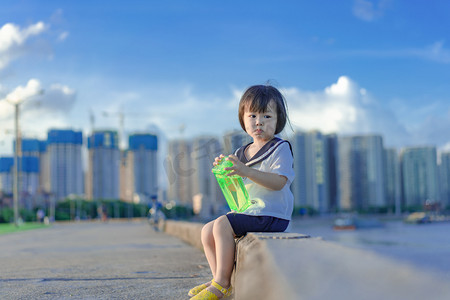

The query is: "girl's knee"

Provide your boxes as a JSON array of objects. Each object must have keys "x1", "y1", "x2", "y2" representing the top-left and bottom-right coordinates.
[
  {"x1": 216, "y1": 215, "x2": 230, "y2": 226},
  {"x1": 213, "y1": 215, "x2": 233, "y2": 234},
  {"x1": 201, "y1": 221, "x2": 214, "y2": 242}
]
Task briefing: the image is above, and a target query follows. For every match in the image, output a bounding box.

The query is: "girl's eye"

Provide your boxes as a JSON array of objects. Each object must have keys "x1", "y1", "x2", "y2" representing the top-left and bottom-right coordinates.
[{"x1": 264, "y1": 115, "x2": 272, "y2": 119}]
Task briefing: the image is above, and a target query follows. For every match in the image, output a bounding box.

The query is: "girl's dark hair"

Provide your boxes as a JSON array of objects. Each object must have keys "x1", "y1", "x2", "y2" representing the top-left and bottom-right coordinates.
[{"x1": 238, "y1": 84, "x2": 289, "y2": 134}]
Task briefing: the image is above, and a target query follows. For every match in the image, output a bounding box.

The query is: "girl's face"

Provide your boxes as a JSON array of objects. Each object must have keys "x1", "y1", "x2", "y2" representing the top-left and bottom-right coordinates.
[{"x1": 243, "y1": 100, "x2": 278, "y2": 143}]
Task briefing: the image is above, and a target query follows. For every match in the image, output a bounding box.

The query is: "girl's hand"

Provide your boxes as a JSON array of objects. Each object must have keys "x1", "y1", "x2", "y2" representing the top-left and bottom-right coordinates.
[
  {"x1": 226, "y1": 154, "x2": 288, "y2": 191},
  {"x1": 212, "y1": 154, "x2": 225, "y2": 167},
  {"x1": 224, "y1": 154, "x2": 250, "y2": 177}
]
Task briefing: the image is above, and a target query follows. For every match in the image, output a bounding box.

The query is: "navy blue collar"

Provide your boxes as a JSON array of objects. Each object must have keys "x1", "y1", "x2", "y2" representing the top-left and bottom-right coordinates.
[{"x1": 235, "y1": 137, "x2": 292, "y2": 167}]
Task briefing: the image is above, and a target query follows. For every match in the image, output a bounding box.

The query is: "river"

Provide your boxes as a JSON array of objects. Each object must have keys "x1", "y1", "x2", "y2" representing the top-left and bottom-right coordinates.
[{"x1": 290, "y1": 216, "x2": 450, "y2": 278}]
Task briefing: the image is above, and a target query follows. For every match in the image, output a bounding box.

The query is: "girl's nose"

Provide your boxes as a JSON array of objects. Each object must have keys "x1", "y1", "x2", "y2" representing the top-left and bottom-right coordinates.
[{"x1": 255, "y1": 116, "x2": 263, "y2": 125}]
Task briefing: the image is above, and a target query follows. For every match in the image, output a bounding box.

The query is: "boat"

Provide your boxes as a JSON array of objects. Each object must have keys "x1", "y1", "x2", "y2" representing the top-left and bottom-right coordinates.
[
  {"x1": 404, "y1": 212, "x2": 431, "y2": 224},
  {"x1": 333, "y1": 217, "x2": 356, "y2": 230},
  {"x1": 404, "y1": 212, "x2": 450, "y2": 224},
  {"x1": 333, "y1": 215, "x2": 384, "y2": 230}
]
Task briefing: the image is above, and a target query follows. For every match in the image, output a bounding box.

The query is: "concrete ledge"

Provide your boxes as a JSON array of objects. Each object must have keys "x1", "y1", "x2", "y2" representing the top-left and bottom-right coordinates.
[
  {"x1": 235, "y1": 233, "x2": 450, "y2": 300},
  {"x1": 163, "y1": 220, "x2": 204, "y2": 251},
  {"x1": 163, "y1": 220, "x2": 450, "y2": 300},
  {"x1": 233, "y1": 232, "x2": 309, "y2": 300}
]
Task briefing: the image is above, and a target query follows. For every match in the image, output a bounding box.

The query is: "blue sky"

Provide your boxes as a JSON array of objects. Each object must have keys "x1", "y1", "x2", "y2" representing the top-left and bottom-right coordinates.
[{"x1": 1, "y1": 0, "x2": 449, "y2": 156}]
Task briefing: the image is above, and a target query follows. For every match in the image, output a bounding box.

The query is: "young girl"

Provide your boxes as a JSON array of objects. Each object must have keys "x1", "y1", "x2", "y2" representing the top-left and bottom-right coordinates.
[{"x1": 189, "y1": 84, "x2": 294, "y2": 300}]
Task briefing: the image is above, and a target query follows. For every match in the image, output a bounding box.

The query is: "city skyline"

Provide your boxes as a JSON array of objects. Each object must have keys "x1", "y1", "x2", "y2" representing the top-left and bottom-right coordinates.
[
  {"x1": 1, "y1": 129, "x2": 449, "y2": 215},
  {"x1": 1, "y1": 1, "x2": 450, "y2": 157}
]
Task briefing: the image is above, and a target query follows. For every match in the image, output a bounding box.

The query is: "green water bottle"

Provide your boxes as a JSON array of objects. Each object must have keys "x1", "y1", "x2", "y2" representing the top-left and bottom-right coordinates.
[{"x1": 212, "y1": 157, "x2": 251, "y2": 212}]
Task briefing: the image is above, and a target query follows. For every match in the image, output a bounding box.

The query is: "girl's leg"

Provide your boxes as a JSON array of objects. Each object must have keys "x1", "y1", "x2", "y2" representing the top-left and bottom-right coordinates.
[
  {"x1": 197, "y1": 216, "x2": 235, "y2": 298},
  {"x1": 201, "y1": 220, "x2": 217, "y2": 278},
  {"x1": 211, "y1": 215, "x2": 235, "y2": 289}
]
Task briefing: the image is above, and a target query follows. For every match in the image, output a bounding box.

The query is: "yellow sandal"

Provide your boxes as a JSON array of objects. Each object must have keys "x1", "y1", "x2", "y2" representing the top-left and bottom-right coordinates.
[
  {"x1": 190, "y1": 280, "x2": 232, "y2": 300},
  {"x1": 188, "y1": 282, "x2": 209, "y2": 297}
]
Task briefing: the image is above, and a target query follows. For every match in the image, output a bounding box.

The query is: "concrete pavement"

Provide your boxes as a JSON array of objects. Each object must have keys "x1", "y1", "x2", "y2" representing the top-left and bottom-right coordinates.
[{"x1": 0, "y1": 220, "x2": 210, "y2": 299}]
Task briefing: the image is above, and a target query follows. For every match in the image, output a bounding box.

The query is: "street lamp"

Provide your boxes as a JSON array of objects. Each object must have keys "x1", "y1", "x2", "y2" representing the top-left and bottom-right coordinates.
[{"x1": 5, "y1": 89, "x2": 44, "y2": 227}]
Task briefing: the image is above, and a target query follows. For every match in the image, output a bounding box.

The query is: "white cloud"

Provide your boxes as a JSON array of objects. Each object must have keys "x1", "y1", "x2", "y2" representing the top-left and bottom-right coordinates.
[
  {"x1": 0, "y1": 22, "x2": 46, "y2": 51},
  {"x1": 33, "y1": 83, "x2": 76, "y2": 113},
  {"x1": 441, "y1": 142, "x2": 450, "y2": 153},
  {"x1": 143, "y1": 87, "x2": 238, "y2": 139},
  {"x1": 21, "y1": 83, "x2": 76, "y2": 134},
  {"x1": 50, "y1": 9, "x2": 65, "y2": 25},
  {"x1": 352, "y1": 0, "x2": 391, "y2": 22},
  {"x1": 409, "y1": 109, "x2": 450, "y2": 148},
  {"x1": 0, "y1": 80, "x2": 77, "y2": 154},
  {"x1": 345, "y1": 41, "x2": 450, "y2": 64},
  {"x1": 3, "y1": 77, "x2": 446, "y2": 155},
  {"x1": 58, "y1": 31, "x2": 69, "y2": 42},
  {"x1": 88, "y1": 83, "x2": 240, "y2": 142},
  {"x1": 284, "y1": 76, "x2": 450, "y2": 148},
  {"x1": 0, "y1": 79, "x2": 44, "y2": 120},
  {"x1": 285, "y1": 76, "x2": 410, "y2": 146},
  {"x1": 3, "y1": 78, "x2": 43, "y2": 104},
  {"x1": 419, "y1": 41, "x2": 450, "y2": 64},
  {"x1": 90, "y1": 77, "x2": 448, "y2": 150},
  {"x1": 0, "y1": 22, "x2": 48, "y2": 70},
  {"x1": 0, "y1": 80, "x2": 75, "y2": 117},
  {"x1": 94, "y1": 78, "x2": 412, "y2": 148}
]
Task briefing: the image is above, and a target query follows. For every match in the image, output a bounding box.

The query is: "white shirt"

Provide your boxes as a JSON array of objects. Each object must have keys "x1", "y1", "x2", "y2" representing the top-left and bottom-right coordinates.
[{"x1": 238, "y1": 142, "x2": 295, "y2": 220}]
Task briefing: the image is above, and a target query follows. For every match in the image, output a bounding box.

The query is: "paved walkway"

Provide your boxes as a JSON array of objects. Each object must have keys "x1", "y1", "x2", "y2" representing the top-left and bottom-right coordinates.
[{"x1": 0, "y1": 220, "x2": 210, "y2": 299}]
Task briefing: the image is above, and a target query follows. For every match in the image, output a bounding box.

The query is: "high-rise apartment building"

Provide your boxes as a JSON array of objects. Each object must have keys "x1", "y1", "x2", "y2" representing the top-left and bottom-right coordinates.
[
  {"x1": 0, "y1": 156, "x2": 39, "y2": 209},
  {"x1": 291, "y1": 131, "x2": 338, "y2": 213},
  {"x1": 326, "y1": 134, "x2": 339, "y2": 211},
  {"x1": 0, "y1": 157, "x2": 14, "y2": 195},
  {"x1": 120, "y1": 134, "x2": 158, "y2": 203},
  {"x1": 292, "y1": 133, "x2": 307, "y2": 208},
  {"x1": 191, "y1": 136, "x2": 223, "y2": 216},
  {"x1": 400, "y1": 147, "x2": 439, "y2": 208},
  {"x1": 439, "y1": 152, "x2": 450, "y2": 207},
  {"x1": 19, "y1": 156, "x2": 39, "y2": 194},
  {"x1": 338, "y1": 135, "x2": 385, "y2": 211},
  {"x1": 47, "y1": 129, "x2": 83, "y2": 201},
  {"x1": 18, "y1": 156, "x2": 39, "y2": 209},
  {"x1": 21, "y1": 139, "x2": 50, "y2": 194},
  {"x1": 384, "y1": 148, "x2": 401, "y2": 213},
  {"x1": 167, "y1": 139, "x2": 193, "y2": 205},
  {"x1": 86, "y1": 131, "x2": 120, "y2": 200},
  {"x1": 222, "y1": 130, "x2": 252, "y2": 155}
]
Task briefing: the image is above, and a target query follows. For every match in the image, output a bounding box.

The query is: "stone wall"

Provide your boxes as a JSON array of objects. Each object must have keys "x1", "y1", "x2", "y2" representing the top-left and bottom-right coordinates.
[{"x1": 163, "y1": 220, "x2": 450, "y2": 300}]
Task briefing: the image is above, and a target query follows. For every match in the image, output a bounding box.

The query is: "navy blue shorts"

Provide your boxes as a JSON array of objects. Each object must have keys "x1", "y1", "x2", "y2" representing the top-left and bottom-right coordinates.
[{"x1": 226, "y1": 213, "x2": 289, "y2": 237}]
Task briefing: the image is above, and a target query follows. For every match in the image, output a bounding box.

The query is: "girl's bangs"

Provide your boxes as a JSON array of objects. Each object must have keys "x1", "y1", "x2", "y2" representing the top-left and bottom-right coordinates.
[{"x1": 246, "y1": 93, "x2": 272, "y2": 113}]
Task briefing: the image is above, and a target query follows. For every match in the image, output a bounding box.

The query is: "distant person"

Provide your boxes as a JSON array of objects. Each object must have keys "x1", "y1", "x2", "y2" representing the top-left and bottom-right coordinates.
[
  {"x1": 36, "y1": 209, "x2": 45, "y2": 223},
  {"x1": 102, "y1": 205, "x2": 108, "y2": 222},
  {"x1": 148, "y1": 196, "x2": 165, "y2": 231},
  {"x1": 188, "y1": 84, "x2": 295, "y2": 299},
  {"x1": 98, "y1": 205, "x2": 108, "y2": 222}
]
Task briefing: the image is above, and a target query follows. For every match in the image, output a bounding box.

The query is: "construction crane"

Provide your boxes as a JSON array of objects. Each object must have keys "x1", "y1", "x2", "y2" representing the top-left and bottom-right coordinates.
[
  {"x1": 101, "y1": 109, "x2": 150, "y2": 150},
  {"x1": 102, "y1": 110, "x2": 125, "y2": 150}
]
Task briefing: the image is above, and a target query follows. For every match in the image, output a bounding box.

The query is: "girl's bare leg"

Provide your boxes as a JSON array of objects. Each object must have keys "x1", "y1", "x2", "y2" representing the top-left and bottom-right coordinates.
[
  {"x1": 211, "y1": 215, "x2": 235, "y2": 290},
  {"x1": 201, "y1": 220, "x2": 217, "y2": 278},
  {"x1": 199, "y1": 216, "x2": 235, "y2": 298}
]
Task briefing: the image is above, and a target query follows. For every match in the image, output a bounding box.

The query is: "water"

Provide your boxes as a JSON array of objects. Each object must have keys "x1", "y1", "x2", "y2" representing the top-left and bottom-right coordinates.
[{"x1": 290, "y1": 216, "x2": 450, "y2": 277}]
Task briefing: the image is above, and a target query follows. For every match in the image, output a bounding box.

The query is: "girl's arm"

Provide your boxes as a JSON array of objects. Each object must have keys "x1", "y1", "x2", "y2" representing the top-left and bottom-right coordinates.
[{"x1": 225, "y1": 154, "x2": 287, "y2": 191}]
